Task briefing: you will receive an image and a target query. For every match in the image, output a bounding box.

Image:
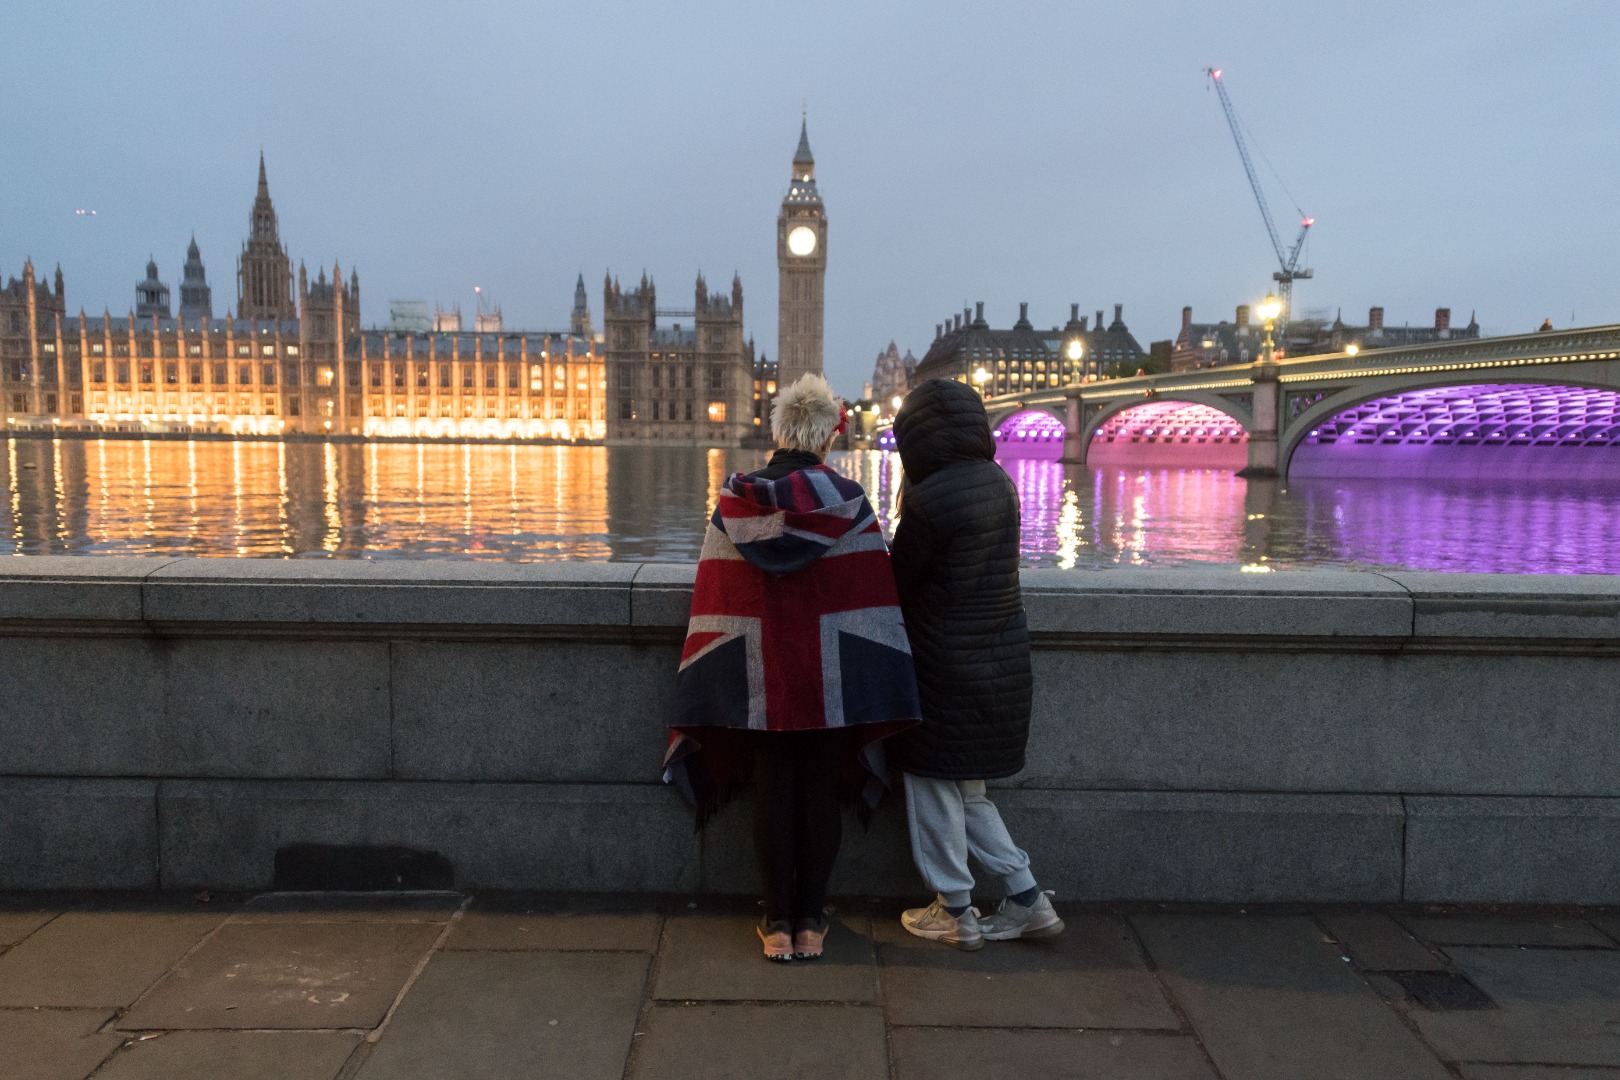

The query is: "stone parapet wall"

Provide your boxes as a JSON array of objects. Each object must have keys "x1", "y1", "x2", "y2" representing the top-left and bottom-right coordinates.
[{"x1": 1, "y1": 558, "x2": 1617, "y2": 902}]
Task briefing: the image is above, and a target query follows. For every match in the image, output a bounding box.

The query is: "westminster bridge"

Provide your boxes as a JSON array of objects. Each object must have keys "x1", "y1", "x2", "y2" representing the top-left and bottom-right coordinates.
[{"x1": 974, "y1": 323, "x2": 1620, "y2": 480}]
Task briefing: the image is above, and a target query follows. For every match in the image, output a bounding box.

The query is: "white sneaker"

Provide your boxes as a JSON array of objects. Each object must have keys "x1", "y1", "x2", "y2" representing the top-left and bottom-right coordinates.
[
  {"x1": 980, "y1": 890, "x2": 1065, "y2": 941},
  {"x1": 900, "y1": 895, "x2": 983, "y2": 950}
]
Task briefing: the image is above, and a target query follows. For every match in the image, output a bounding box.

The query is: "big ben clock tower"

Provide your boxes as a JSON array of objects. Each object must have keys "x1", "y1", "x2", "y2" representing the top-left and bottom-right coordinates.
[{"x1": 777, "y1": 116, "x2": 827, "y2": 389}]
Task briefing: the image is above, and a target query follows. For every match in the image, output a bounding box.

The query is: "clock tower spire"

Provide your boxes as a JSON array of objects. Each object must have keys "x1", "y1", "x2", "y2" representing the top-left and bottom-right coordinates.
[{"x1": 777, "y1": 114, "x2": 827, "y2": 389}]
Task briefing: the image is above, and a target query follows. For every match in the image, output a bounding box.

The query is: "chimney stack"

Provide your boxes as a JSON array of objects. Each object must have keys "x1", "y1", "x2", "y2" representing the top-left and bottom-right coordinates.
[
  {"x1": 1435, "y1": 307, "x2": 1451, "y2": 330},
  {"x1": 935, "y1": 323, "x2": 942, "y2": 340},
  {"x1": 1113, "y1": 303, "x2": 1123, "y2": 326},
  {"x1": 1018, "y1": 302, "x2": 1028, "y2": 322},
  {"x1": 1236, "y1": 305, "x2": 1250, "y2": 328},
  {"x1": 974, "y1": 301, "x2": 985, "y2": 325},
  {"x1": 1181, "y1": 306, "x2": 1193, "y2": 332},
  {"x1": 1070, "y1": 303, "x2": 1080, "y2": 323},
  {"x1": 1368, "y1": 306, "x2": 1384, "y2": 331}
]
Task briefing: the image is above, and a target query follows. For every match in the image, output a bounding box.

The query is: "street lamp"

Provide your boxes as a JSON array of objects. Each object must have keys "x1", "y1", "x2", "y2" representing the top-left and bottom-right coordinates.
[
  {"x1": 1065, "y1": 338, "x2": 1084, "y2": 382},
  {"x1": 890, "y1": 395, "x2": 903, "y2": 413},
  {"x1": 1258, "y1": 293, "x2": 1281, "y2": 365},
  {"x1": 972, "y1": 366, "x2": 990, "y2": 395}
]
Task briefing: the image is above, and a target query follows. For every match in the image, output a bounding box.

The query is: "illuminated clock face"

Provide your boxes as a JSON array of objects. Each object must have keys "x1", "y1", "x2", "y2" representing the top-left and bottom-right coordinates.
[{"x1": 787, "y1": 226, "x2": 817, "y2": 256}]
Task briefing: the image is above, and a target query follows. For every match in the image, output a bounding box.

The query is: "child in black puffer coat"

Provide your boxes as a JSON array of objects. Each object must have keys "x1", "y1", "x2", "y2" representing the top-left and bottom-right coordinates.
[{"x1": 887, "y1": 378, "x2": 1063, "y2": 950}]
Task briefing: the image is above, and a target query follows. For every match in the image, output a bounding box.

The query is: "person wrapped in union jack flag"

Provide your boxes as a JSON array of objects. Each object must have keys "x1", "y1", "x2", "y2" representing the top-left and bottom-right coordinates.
[{"x1": 665, "y1": 373, "x2": 921, "y2": 962}]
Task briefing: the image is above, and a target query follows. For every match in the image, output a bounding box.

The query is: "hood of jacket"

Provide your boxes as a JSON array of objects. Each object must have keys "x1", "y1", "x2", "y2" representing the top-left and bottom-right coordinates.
[
  {"x1": 714, "y1": 464, "x2": 867, "y2": 575},
  {"x1": 893, "y1": 378, "x2": 997, "y2": 483}
]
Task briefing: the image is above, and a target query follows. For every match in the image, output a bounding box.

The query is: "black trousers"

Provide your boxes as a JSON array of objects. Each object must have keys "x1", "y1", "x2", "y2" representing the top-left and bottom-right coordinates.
[{"x1": 751, "y1": 729, "x2": 845, "y2": 925}]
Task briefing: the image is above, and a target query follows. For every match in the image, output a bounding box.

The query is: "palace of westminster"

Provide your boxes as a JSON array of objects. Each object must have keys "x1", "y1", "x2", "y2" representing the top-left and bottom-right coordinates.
[{"x1": 0, "y1": 123, "x2": 831, "y2": 443}]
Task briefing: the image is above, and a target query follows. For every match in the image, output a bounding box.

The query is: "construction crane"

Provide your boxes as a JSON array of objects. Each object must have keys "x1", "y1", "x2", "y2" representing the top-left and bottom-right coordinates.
[{"x1": 1206, "y1": 68, "x2": 1313, "y2": 329}]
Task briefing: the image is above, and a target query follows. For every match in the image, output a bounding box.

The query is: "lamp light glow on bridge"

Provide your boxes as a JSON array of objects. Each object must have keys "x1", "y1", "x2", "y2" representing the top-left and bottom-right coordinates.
[
  {"x1": 1345, "y1": 344, "x2": 1359, "y2": 356},
  {"x1": 1066, "y1": 339, "x2": 1084, "y2": 361},
  {"x1": 1258, "y1": 295, "x2": 1282, "y2": 323}
]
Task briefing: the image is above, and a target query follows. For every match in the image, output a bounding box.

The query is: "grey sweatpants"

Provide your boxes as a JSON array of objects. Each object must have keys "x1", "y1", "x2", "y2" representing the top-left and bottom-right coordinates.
[{"x1": 903, "y1": 773, "x2": 1037, "y2": 909}]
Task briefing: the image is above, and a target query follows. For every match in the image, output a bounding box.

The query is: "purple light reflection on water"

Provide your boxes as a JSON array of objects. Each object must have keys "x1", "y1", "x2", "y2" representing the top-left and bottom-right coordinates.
[
  {"x1": 991, "y1": 410, "x2": 1065, "y2": 460},
  {"x1": 996, "y1": 458, "x2": 1620, "y2": 574}
]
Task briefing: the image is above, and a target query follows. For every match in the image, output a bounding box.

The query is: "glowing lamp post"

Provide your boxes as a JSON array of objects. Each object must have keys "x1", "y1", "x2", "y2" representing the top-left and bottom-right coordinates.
[
  {"x1": 1065, "y1": 338, "x2": 1084, "y2": 383},
  {"x1": 972, "y1": 366, "x2": 991, "y2": 396},
  {"x1": 890, "y1": 395, "x2": 903, "y2": 414},
  {"x1": 1258, "y1": 293, "x2": 1282, "y2": 366}
]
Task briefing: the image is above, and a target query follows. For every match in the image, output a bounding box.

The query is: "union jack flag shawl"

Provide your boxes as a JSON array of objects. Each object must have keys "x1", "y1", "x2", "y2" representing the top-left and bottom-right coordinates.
[{"x1": 664, "y1": 463, "x2": 921, "y2": 820}]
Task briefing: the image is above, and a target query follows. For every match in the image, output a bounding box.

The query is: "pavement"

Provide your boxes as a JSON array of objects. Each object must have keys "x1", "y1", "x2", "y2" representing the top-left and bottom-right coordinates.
[{"x1": 4, "y1": 893, "x2": 1620, "y2": 1079}]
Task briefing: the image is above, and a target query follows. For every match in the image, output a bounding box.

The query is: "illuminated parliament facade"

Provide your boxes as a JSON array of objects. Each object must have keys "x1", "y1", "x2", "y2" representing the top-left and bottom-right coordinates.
[{"x1": 1, "y1": 155, "x2": 606, "y2": 439}]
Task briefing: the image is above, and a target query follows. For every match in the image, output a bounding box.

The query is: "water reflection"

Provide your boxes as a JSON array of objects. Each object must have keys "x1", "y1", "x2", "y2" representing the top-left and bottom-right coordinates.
[{"x1": 2, "y1": 438, "x2": 1619, "y2": 573}]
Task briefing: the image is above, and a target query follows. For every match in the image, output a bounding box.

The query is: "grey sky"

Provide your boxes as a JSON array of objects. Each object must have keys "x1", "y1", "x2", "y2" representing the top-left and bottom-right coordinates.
[{"x1": 3, "y1": 0, "x2": 1616, "y2": 396}]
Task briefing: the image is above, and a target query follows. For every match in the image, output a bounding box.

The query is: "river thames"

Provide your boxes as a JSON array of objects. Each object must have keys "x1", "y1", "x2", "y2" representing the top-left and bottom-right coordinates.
[{"x1": 3, "y1": 438, "x2": 1618, "y2": 573}]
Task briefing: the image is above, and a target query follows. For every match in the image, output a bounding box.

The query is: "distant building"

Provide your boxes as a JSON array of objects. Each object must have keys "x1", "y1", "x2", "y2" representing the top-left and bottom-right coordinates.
[
  {"x1": 1173, "y1": 305, "x2": 1481, "y2": 371},
  {"x1": 750, "y1": 349, "x2": 779, "y2": 442},
  {"x1": 475, "y1": 302, "x2": 503, "y2": 333},
  {"x1": 237, "y1": 153, "x2": 296, "y2": 322},
  {"x1": 433, "y1": 306, "x2": 462, "y2": 333},
  {"x1": 602, "y1": 271, "x2": 754, "y2": 446},
  {"x1": 870, "y1": 341, "x2": 917, "y2": 410},
  {"x1": 777, "y1": 117, "x2": 827, "y2": 389},
  {"x1": 178, "y1": 238, "x2": 212, "y2": 321},
  {"x1": 570, "y1": 274, "x2": 593, "y2": 339},
  {"x1": 912, "y1": 301, "x2": 1144, "y2": 396},
  {"x1": 387, "y1": 301, "x2": 432, "y2": 333},
  {"x1": 134, "y1": 258, "x2": 171, "y2": 319},
  {"x1": 0, "y1": 156, "x2": 603, "y2": 440}
]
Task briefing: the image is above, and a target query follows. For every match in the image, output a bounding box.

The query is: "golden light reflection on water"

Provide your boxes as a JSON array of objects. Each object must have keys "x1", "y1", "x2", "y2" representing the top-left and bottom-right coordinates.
[{"x1": 3, "y1": 439, "x2": 1620, "y2": 572}]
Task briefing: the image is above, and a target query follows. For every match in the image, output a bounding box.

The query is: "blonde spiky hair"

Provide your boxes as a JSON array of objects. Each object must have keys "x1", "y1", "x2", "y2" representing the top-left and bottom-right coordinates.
[{"x1": 771, "y1": 373, "x2": 842, "y2": 452}]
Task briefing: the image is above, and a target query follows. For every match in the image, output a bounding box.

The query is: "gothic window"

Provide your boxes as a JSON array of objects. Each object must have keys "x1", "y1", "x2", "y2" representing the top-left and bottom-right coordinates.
[
  {"x1": 212, "y1": 364, "x2": 226, "y2": 385},
  {"x1": 685, "y1": 366, "x2": 694, "y2": 389},
  {"x1": 282, "y1": 363, "x2": 299, "y2": 387},
  {"x1": 416, "y1": 364, "x2": 429, "y2": 389},
  {"x1": 189, "y1": 364, "x2": 202, "y2": 385},
  {"x1": 238, "y1": 364, "x2": 252, "y2": 384},
  {"x1": 507, "y1": 365, "x2": 520, "y2": 389},
  {"x1": 261, "y1": 363, "x2": 276, "y2": 386},
  {"x1": 462, "y1": 366, "x2": 474, "y2": 389},
  {"x1": 139, "y1": 362, "x2": 154, "y2": 384},
  {"x1": 652, "y1": 367, "x2": 662, "y2": 390},
  {"x1": 440, "y1": 365, "x2": 452, "y2": 389},
  {"x1": 708, "y1": 367, "x2": 723, "y2": 391},
  {"x1": 484, "y1": 366, "x2": 496, "y2": 389},
  {"x1": 91, "y1": 363, "x2": 106, "y2": 384},
  {"x1": 684, "y1": 400, "x2": 693, "y2": 422},
  {"x1": 393, "y1": 363, "x2": 405, "y2": 388}
]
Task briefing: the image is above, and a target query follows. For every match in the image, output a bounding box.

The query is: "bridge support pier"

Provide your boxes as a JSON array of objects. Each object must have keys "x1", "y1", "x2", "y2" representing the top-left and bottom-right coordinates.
[
  {"x1": 1060, "y1": 389, "x2": 1084, "y2": 464},
  {"x1": 1237, "y1": 363, "x2": 1280, "y2": 477}
]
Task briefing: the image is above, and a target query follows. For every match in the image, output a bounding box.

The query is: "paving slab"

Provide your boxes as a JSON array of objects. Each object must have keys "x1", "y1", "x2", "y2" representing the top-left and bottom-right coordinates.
[
  {"x1": 1132, "y1": 913, "x2": 1452, "y2": 1080},
  {"x1": 890, "y1": 1028, "x2": 1218, "y2": 1079},
  {"x1": 1397, "y1": 913, "x2": 1613, "y2": 949},
  {"x1": 1462, "y1": 1068, "x2": 1620, "y2": 1080},
  {"x1": 1405, "y1": 947, "x2": 1620, "y2": 1065},
  {"x1": 654, "y1": 912, "x2": 877, "y2": 1002},
  {"x1": 628, "y1": 1004, "x2": 887, "y2": 1080},
  {"x1": 0, "y1": 1008, "x2": 122, "y2": 1080},
  {"x1": 0, "y1": 911, "x2": 225, "y2": 1007},
  {"x1": 119, "y1": 921, "x2": 442, "y2": 1030},
  {"x1": 0, "y1": 909, "x2": 56, "y2": 949},
  {"x1": 357, "y1": 951, "x2": 647, "y2": 1080},
  {"x1": 448, "y1": 897, "x2": 661, "y2": 951},
  {"x1": 91, "y1": 1031, "x2": 361, "y2": 1080},
  {"x1": 232, "y1": 891, "x2": 463, "y2": 922},
  {"x1": 876, "y1": 911, "x2": 1179, "y2": 1030},
  {"x1": 1314, "y1": 909, "x2": 1445, "y2": 970}
]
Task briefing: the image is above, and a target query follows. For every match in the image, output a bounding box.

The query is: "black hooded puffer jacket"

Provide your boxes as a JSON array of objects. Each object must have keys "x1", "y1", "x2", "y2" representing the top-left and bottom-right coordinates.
[{"x1": 886, "y1": 378, "x2": 1032, "y2": 780}]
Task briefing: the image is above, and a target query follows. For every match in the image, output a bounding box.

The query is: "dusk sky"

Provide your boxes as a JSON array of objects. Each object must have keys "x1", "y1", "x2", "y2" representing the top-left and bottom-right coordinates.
[{"x1": 4, "y1": 1, "x2": 1616, "y2": 395}]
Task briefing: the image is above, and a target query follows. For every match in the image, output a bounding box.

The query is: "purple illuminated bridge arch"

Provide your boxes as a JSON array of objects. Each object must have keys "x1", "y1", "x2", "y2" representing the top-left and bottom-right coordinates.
[
  {"x1": 1087, "y1": 401, "x2": 1249, "y2": 468},
  {"x1": 992, "y1": 410, "x2": 1066, "y2": 460},
  {"x1": 1290, "y1": 382, "x2": 1620, "y2": 480}
]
